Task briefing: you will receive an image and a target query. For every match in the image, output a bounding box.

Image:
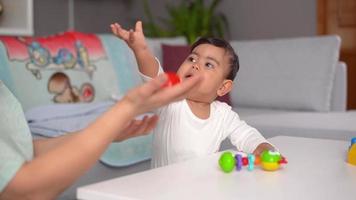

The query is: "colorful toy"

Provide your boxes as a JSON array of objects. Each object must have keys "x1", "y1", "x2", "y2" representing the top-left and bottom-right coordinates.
[
  {"x1": 347, "y1": 137, "x2": 356, "y2": 166},
  {"x1": 247, "y1": 154, "x2": 255, "y2": 171},
  {"x1": 219, "y1": 150, "x2": 287, "y2": 173},
  {"x1": 219, "y1": 151, "x2": 236, "y2": 173},
  {"x1": 162, "y1": 72, "x2": 181, "y2": 88},
  {"x1": 260, "y1": 150, "x2": 283, "y2": 171},
  {"x1": 235, "y1": 154, "x2": 242, "y2": 171}
]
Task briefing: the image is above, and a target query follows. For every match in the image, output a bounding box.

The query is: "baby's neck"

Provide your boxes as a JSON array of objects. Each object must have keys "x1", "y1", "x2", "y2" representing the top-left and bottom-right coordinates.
[{"x1": 186, "y1": 99, "x2": 211, "y2": 119}]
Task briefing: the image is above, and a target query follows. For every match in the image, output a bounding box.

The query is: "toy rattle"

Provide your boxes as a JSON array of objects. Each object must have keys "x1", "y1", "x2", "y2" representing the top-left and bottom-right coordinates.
[
  {"x1": 219, "y1": 150, "x2": 287, "y2": 173},
  {"x1": 162, "y1": 72, "x2": 180, "y2": 88}
]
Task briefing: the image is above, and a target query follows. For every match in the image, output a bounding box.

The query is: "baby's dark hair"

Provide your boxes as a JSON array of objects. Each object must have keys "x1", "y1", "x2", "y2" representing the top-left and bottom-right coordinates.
[{"x1": 190, "y1": 37, "x2": 239, "y2": 81}]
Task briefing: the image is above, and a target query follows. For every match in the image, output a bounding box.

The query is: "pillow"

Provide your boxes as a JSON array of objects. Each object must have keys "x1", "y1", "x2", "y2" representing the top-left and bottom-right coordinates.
[
  {"x1": 0, "y1": 31, "x2": 120, "y2": 112},
  {"x1": 146, "y1": 37, "x2": 186, "y2": 64},
  {"x1": 230, "y1": 35, "x2": 341, "y2": 112},
  {"x1": 162, "y1": 44, "x2": 190, "y2": 72},
  {"x1": 161, "y1": 44, "x2": 232, "y2": 105}
]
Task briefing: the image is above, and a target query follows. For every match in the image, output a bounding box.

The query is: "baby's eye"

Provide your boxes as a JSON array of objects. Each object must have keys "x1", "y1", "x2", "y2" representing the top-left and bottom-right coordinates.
[
  {"x1": 187, "y1": 56, "x2": 196, "y2": 63},
  {"x1": 205, "y1": 62, "x2": 214, "y2": 69}
]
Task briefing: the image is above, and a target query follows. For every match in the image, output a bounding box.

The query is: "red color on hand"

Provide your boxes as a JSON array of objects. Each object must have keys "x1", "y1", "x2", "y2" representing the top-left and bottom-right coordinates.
[{"x1": 162, "y1": 72, "x2": 181, "y2": 88}]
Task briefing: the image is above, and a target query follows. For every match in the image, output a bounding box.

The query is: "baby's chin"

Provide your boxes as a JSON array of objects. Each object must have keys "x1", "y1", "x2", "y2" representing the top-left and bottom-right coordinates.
[{"x1": 186, "y1": 94, "x2": 213, "y2": 104}]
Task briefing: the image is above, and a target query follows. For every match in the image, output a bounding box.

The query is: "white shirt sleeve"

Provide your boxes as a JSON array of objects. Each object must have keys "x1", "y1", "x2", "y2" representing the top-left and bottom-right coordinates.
[
  {"x1": 225, "y1": 110, "x2": 273, "y2": 153},
  {"x1": 138, "y1": 57, "x2": 166, "y2": 114},
  {"x1": 139, "y1": 57, "x2": 165, "y2": 82}
]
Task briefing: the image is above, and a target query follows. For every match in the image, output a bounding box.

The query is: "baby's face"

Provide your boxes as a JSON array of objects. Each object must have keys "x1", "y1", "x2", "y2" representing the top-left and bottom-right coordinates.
[{"x1": 177, "y1": 43, "x2": 230, "y2": 102}]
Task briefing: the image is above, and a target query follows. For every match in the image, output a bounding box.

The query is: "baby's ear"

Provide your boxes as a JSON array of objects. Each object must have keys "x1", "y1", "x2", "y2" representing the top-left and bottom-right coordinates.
[{"x1": 217, "y1": 79, "x2": 233, "y2": 97}]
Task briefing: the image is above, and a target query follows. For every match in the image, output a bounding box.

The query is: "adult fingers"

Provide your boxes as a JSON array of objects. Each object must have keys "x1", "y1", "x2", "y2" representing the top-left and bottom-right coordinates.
[
  {"x1": 131, "y1": 74, "x2": 202, "y2": 112},
  {"x1": 150, "y1": 74, "x2": 202, "y2": 105},
  {"x1": 132, "y1": 116, "x2": 150, "y2": 136},
  {"x1": 142, "y1": 115, "x2": 159, "y2": 133},
  {"x1": 128, "y1": 115, "x2": 157, "y2": 137},
  {"x1": 138, "y1": 74, "x2": 168, "y2": 98}
]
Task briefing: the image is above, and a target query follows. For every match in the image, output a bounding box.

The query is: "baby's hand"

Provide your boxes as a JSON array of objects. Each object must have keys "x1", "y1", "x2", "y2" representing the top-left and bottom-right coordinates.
[
  {"x1": 253, "y1": 142, "x2": 276, "y2": 156},
  {"x1": 110, "y1": 21, "x2": 148, "y2": 52}
]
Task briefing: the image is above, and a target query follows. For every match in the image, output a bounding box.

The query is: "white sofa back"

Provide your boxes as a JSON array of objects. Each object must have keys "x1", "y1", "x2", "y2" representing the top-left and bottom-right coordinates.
[
  {"x1": 330, "y1": 61, "x2": 347, "y2": 111},
  {"x1": 229, "y1": 35, "x2": 341, "y2": 112}
]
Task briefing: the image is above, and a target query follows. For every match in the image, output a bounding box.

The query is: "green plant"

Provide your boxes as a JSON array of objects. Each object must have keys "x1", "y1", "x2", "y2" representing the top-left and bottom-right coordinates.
[{"x1": 143, "y1": 0, "x2": 229, "y2": 44}]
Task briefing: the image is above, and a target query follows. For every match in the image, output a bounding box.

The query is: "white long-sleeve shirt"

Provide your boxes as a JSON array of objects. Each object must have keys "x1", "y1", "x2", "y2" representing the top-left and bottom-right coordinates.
[
  {"x1": 140, "y1": 61, "x2": 270, "y2": 168},
  {"x1": 150, "y1": 99, "x2": 269, "y2": 168}
]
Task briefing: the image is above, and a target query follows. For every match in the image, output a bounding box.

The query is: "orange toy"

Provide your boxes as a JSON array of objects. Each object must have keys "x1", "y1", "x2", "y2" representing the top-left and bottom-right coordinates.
[{"x1": 348, "y1": 144, "x2": 356, "y2": 166}]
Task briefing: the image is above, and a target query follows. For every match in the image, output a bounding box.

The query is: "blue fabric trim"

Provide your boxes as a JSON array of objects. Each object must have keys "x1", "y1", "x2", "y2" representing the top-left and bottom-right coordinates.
[
  {"x1": 98, "y1": 34, "x2": 152, "y2": 167},
  {"x1": 99, "y1": 34, "x2": 142, "y2": 93},
  {"x1": 0, "y1": 42, "x2": 15, "y2": 93},
  {"x1": 100, "y1": 134, "x2": 153, "y2": 167}
]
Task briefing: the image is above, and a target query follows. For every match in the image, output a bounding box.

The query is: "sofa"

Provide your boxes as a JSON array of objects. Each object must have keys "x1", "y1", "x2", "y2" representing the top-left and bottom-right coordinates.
[
  {"x1": 228, "y1": 35, "x2": 355, "y2": 141},
  {"x1": 0, "y1": 33, "x2": 355, "y2": 199}
]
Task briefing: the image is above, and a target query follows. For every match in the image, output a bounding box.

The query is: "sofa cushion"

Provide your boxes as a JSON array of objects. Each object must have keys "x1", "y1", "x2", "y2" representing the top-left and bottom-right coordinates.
[
  {"x1": 146, "y1": 37, "x2": 186, "y2": 63},
  {"x1": 235, "y1": 107, "x2": 356, "y2": 140},
  {"x1": 162, "y1": 44, "x2": 190, "y2": 73},
  {"x1": 230, "y1": 35, "x2": 341, "y2": 112}
]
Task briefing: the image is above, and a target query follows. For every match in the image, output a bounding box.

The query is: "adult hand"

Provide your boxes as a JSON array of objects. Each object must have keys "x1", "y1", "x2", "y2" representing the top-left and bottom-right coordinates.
[
  {"x1": 114, "y1": 115, "x2": 158, "y2": 142},
  {"x1": 123, "y1": 73, "x2": 202, "y2": 116}
]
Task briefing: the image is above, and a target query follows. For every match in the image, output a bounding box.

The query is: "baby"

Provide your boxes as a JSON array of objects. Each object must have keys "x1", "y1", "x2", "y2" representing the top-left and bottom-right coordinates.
[{"x1": 111, "y1": 21, "x2": 276, "y2": 168}]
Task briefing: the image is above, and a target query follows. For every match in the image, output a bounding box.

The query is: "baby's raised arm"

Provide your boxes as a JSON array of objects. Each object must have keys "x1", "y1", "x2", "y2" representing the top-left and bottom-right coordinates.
[{"x1": 111, "y1": 21, "x2": 159, "y2": 78}]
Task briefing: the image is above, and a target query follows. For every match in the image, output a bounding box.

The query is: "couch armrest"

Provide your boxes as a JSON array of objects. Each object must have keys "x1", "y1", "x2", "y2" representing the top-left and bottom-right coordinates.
[{"x1": 330, "y1": 61, "x2": 347, "y2": 111}]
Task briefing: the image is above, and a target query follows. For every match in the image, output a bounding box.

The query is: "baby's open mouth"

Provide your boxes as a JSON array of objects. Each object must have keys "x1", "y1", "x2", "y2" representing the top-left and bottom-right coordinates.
[{"x1": 184, "y1": 73, "x2": 193, "y2": 79}]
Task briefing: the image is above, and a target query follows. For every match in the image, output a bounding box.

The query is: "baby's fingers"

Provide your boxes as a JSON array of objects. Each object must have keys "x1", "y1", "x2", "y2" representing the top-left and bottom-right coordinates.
[
  {"x1": 111, "y1": 23, "x2": 130, "y2": 40},
  {"x1": 135, "y1": 21, "x2": 143, "y2": 33},
  {"x1": 110, "y1": 24, "x2": 118, "y2": 35}
]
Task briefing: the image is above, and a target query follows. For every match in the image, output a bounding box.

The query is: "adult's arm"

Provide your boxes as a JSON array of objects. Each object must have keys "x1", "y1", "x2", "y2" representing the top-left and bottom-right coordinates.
[{"x1": 0, "y1": 73, "x2": 202, "y2": 200}]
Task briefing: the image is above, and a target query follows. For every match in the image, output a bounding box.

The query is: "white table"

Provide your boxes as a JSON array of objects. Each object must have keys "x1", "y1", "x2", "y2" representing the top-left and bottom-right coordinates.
[{"x1": 77, "y1": 136, "x2": 356, "y2": 200}]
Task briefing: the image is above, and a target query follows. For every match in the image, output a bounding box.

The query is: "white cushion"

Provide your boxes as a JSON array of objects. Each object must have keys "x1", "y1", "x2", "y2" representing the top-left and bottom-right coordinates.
[
  {"x1": 230, "y1": 35, "x2": 341, "y2": 112},
  {"x1": 235, "y1": 107, "x2": 356, "y2": 140}
]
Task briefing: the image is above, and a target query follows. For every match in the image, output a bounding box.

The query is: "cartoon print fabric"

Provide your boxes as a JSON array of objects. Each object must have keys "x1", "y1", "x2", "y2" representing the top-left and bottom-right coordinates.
[{"x1": 0, "y1": 31, "x2": 119, "y2": 110}]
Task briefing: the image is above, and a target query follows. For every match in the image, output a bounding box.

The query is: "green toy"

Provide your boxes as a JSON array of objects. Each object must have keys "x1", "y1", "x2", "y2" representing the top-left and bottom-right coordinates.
[
  {"x1": 260, "y1": 150, "x2": 282, "y2": 171},
  {"x1": 219, "y1": 151, "x2": 236, "y2": 173}
]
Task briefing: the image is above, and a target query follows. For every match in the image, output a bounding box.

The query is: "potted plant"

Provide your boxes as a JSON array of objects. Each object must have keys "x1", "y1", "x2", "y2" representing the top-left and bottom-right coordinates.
[{"x1": 143, "y1": 0, "x2": 229, "y2": 44}]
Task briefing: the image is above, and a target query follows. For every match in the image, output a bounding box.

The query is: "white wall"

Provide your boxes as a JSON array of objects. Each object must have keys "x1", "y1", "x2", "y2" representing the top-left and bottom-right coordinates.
[
  {"x1": 34, "y1": 0, "x2": 317, "y2": 40},
  {"x1": 222, "y1": 0, "x2": 317, "y2": 40}
]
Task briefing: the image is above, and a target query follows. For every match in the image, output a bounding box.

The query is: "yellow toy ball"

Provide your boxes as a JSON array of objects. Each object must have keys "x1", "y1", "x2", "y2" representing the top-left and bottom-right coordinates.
[
  {"x1": 260, "y1": 150, "x2": 282, "y2": 171},
  {"x1": 261, "y1": 161, "x2": 280, "y2": 171},
  {"x1": 348, "y1": 144, "x2": 356, "y2": 166}
]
